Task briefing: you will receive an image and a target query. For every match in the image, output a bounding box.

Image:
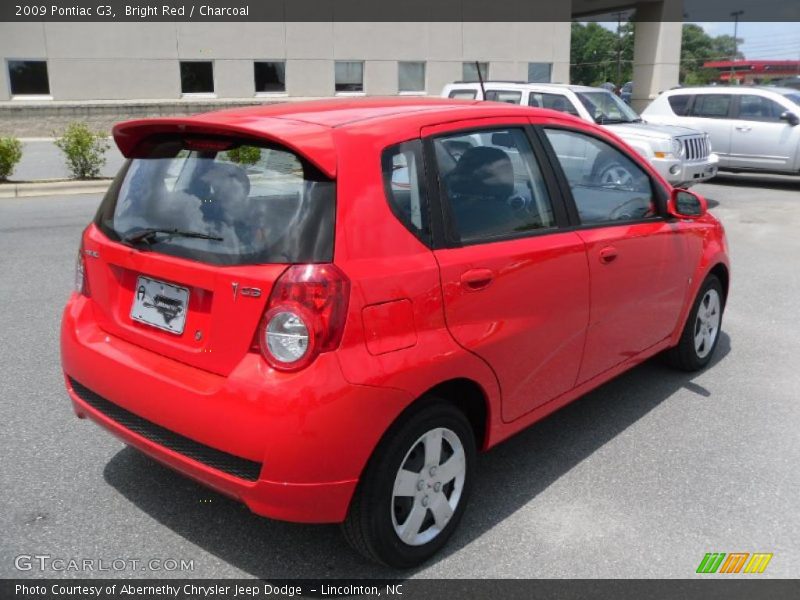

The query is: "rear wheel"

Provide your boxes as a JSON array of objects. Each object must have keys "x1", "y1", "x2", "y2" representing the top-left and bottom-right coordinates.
[
  {"x1": 342, "y1": 399, "x2": 476, "y2": 568},
  {"x1": 665, "y1": 274, "x2": 724, "y2": 371}
]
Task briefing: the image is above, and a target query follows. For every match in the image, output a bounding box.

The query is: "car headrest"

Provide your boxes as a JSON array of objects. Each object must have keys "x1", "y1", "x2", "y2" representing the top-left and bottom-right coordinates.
[{"x1": 446, "y1": 146, "x2": 514, "y2": 200}]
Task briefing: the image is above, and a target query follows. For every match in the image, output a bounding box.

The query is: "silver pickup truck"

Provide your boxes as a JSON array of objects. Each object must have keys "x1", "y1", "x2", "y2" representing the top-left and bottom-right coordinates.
[{"x1": 442, "y1": 82, "x2": 719, "y2": 188}]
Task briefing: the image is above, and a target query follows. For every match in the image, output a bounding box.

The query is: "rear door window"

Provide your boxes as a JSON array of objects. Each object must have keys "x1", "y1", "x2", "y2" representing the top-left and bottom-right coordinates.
[
  {"x1": 95, "y1": 137, "x2": 335, "y2": 265},
  {"x1": 690, "y1": 94, "x2": 732, "y2": 119},
  {"x1": 432, "y1": 128, "x2": 556, "y2": 244},
  {"x1": 485, "y1": 90, "x2": 522, "y2": 104}
]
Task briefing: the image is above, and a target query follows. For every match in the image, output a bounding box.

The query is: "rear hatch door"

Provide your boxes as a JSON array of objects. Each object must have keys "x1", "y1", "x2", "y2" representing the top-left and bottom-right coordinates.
[{"x1": 83, "y1": 132, "x2": 335, "y2": 376}]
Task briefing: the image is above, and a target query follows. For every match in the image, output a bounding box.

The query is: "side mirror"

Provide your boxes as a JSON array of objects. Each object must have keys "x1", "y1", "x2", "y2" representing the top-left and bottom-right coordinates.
[
  {"x1": 668, "y1": 189, "x2": 707, "y2": 219},
  {"x1": 780, "y1": 111, "x2": 799, "y2": 126}
]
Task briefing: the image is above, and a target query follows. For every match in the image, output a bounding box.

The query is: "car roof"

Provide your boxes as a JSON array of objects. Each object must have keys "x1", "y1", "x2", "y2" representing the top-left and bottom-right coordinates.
[
  {"x1": 662, "y1": 86, "x2": 798, "y2": 96},
  {"x1": 112, "y1": 97, "x2": 582, "y2": 178},
  {"x1": 444, "y1": 81, "x2": 601, "y2": 93},
  {"x1": 205, "y1": 96, "x2": 491, "y2": 128}
]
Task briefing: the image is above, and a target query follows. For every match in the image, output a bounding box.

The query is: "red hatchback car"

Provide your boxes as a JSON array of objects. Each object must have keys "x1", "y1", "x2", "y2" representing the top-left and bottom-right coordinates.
[{"x1": 61, "y1": 98, "x2": 729, "y2": 567}]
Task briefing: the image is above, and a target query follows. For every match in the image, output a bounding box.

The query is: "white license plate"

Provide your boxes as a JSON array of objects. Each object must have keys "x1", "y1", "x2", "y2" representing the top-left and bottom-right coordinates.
[{"x1": 130, "y1": 276, "x2": 190, "y2": 335}]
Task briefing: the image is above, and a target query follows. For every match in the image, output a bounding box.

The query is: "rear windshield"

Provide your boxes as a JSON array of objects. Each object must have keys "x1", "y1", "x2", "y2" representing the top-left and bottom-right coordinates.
[{"x1": 95, "y1": 136, "x2": 335, "y2": 265}]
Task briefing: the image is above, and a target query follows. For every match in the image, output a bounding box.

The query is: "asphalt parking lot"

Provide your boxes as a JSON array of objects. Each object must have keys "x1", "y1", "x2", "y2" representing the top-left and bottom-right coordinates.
[{"x1": 1, "y1": 173, "x2": 799, "y2": 579}]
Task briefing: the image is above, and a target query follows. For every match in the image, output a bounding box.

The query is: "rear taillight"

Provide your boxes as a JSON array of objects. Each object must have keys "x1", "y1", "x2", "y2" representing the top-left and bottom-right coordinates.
[
  {"x1": 74, "y1": 243, "x2": 90, "y2": 297},
  {"x1": 257, "y1": 264, "x2": 350, "y2": 372}
]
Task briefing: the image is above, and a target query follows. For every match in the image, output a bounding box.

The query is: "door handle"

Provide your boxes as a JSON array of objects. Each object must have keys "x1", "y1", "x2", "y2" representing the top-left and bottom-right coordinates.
[
  {"x1": 460, "y1": 268, "x2": 494, "y2": 291},
  {"x1": 599, "y1": 246, "x2": 618, "y2": 264},
  {"x1": 735, "y1": 125, "x2": 752, "y2": 132}
]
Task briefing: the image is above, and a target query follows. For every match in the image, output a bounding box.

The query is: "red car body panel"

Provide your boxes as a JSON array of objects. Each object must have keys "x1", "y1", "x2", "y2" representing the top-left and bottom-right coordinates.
[
  {"x1": 574, "y1": 221, "x2": 692, "y2": 383},
  {"x1": 61, "y1": 98, "x2": 729, "y2": 524}
]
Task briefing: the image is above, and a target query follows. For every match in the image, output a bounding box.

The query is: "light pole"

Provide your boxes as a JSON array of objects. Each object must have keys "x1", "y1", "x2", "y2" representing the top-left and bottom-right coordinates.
[
  {"x1": 614, "y1": 12, "x2": 624, "y2": 89},
  {"x1": 730, "y1": 10, "x2": 744, "y2": 85}
]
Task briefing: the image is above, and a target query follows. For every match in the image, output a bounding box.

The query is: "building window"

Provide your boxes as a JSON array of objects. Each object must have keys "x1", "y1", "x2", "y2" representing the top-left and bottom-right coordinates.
[
  {"x1": 462, "y1": 62, "x2": 489, "y2": 83},
  {"x1": 335, "y1": 61, "x2": 364, "y2": 93},
  {"x1": 399, "y1": 61, "x2": 425, "y2": 93},
  {"x1": 180, "y1": 61, "x2": 214, "y2": 94},
  {"x1": 254, "y1": 61, "x2": 286, "y2": 94},
  {"x1": 527, "y1": 62, "x2": 552, "y2": 83},
  {"x1": 8, "y1": 60, "x2": 50, "y2": 96}
]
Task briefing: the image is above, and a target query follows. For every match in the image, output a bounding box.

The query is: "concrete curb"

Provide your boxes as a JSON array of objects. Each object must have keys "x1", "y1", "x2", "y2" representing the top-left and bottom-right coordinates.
[{"x1": 0, "y1": 179, "x2": 111, "y2": 198}]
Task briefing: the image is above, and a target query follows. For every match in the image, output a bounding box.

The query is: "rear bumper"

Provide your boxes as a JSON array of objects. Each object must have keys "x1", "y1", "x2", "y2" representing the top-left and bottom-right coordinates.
[{"x1": 61, "y1": 294, "x2": 411, "y2": 523}]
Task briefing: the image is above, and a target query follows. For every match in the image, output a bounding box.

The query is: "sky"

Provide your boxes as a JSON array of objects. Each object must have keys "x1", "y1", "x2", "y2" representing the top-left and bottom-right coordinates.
[
  {"x1": 696, "y1": 22, "x2": 800, "y2": 60},
  {"x1": 597, "y1": 21, "x2": 800, "y2": 60}
]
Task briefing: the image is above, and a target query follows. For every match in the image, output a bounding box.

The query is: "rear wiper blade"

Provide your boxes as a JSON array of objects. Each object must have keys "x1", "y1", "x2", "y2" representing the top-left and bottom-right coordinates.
[{"x1": 121, "y1": 228, "x2": 224, "y2": 246}]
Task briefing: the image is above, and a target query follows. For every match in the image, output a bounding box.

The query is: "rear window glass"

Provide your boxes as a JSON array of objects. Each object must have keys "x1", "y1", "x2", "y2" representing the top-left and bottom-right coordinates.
[
  {"x1": 95, "y1": 137, "x2": 335, "y2": 266},
  {"x1": 667, "y1": 94, "x2": 692, "y2": 116}
]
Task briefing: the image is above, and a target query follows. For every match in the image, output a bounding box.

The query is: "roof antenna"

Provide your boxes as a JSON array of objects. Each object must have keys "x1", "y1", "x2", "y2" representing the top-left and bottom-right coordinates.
[{"x1": 475, "y1": 61, "x2": 486, "y2": 100}]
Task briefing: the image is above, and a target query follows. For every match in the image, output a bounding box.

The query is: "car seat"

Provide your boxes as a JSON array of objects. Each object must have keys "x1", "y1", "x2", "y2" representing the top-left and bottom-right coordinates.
[{"x1": 444, "y1": 146, "x2": 518, "y2": 240}]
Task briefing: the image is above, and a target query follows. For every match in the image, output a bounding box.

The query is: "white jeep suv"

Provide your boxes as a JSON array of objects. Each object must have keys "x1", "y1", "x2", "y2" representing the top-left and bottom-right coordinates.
[{"x1": 442, "y1": 82, "x2": 719, "y2": 187}]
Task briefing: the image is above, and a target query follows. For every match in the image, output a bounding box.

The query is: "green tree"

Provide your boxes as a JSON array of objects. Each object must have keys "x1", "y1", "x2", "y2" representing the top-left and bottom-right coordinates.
[
  {"x1": 0, "y1": 137, "x2": 23, "y2": 182},
  {"x1": 571, "y1": 22, "x2": 744, "y2": 87},
  {"x1": 571, "y1": 21, "x2": 633, "y2": 88},
  {"x1": 226, "y1": 145, "x2": 261, "y2": 166},
  {"x1": 54, "y1": 122, "x2": 109, "y2": 179},
  {"x1": 679, "y1": 25, "x2": 743, "y2": 85}
]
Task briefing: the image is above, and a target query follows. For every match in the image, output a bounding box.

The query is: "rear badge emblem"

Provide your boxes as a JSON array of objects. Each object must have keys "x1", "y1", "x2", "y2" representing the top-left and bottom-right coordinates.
[{"x1": 232, "y1": 282, "x2": 261, "y2": 301}]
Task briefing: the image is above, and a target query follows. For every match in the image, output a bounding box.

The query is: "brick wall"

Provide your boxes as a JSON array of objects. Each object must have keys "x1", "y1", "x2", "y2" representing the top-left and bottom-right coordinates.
[{"x1": 0, "y1": 100, "x2": 271, "y2": 137}]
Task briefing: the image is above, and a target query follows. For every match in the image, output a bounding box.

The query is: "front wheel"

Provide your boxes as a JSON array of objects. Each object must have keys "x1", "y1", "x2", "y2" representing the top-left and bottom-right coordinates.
[
  {"x1": 342, "y1": 400, "x2": 476, "y2": 568},
  {"x1": 665, "y1": 274, "x2": 725, "y2": 371}
]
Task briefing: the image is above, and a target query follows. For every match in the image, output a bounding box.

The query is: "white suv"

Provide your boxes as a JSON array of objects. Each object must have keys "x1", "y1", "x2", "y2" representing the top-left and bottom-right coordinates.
[
  {"x1": 642, "y1": 86, "x2": 800, "y2": 174},
  {"x1": 442, "y1": 82, "x2": 719, "y2": 188}
]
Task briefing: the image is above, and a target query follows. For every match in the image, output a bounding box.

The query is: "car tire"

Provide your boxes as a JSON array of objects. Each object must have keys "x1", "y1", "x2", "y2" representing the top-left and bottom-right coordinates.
[
  {"x1": 665, "y1": 274, "x2": 725, "y2": 371},
  {"x1": 342, "y1": 399, "x2": 476, "y2": 568}
]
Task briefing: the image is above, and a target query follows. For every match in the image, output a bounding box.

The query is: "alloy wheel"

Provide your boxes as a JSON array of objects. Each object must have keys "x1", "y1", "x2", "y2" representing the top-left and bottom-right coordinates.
[
  {"x1": 694, "y1": 288, "x2": 721, "y2": 359},
  {"x1": 391, "y1": 427, "x2": 466, "y2": 546}
]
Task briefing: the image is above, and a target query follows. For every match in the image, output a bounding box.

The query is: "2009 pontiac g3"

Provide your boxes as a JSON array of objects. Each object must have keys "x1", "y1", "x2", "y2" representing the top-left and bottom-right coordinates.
[{"x1": 61, "y1": 98, "x2": 730, "y2": 567}]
